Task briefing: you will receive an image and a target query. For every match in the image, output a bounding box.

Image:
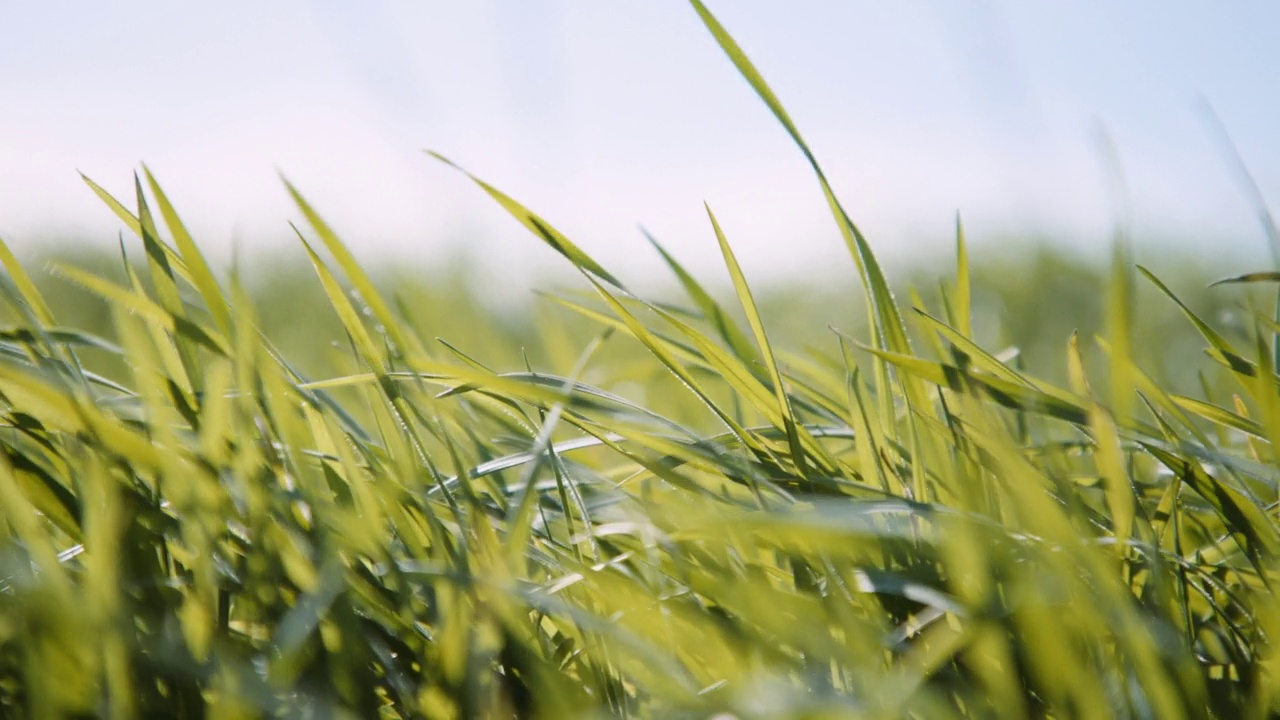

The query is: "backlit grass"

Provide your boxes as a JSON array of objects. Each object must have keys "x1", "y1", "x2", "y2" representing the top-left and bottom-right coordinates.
[{"x1": 2, "y1": 2, "x2": 1280, "y2": 717}]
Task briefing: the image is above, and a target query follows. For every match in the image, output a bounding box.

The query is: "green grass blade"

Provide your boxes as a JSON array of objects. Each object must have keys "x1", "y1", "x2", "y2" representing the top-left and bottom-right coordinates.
[
  {"x1": 143, "y1": 166, "x2": 233, "y2": 337},
  {"x1": 705, "y1": 204, "x2": 808, "y2": 477},
  {"x1": 50, "y1": 263, "x2": 227, "y2": 355},
  {"x1": 284, "y1": 178, "x2": 422, "y2": 360},
  {"x1": 1139, "y1": 265, "x2": 1253, "y2": 377},
  {"x1": 687, "y1": 0, "x2": 912, "y2": 362},
  {"x1": 134, "y1": 174, "x2": 185, "y2": 322},
  {"x1": 80, "y1": 172, "x2": 199, "y2": 288},
  {"x1": 0, "y1": 235, "x2": 55, "y2": 327},
  {"x1": 642, "y1": 227, "x2": 762, "y2": 371},
  {"x1": 428, "y1": 153, "x2": 622, "y2": 288},
  {"x1": 954, "y1": 215, "x2": 971, "y2": 338},
  {"x1": 295, "y1": 230, "x2": 385, "y2": 372}
]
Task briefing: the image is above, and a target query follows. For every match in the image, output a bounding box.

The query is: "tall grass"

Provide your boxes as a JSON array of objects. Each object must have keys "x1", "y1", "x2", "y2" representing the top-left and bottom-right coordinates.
[{"x1": 2, "y1": 2, "x2": 1280, "y2": 717}]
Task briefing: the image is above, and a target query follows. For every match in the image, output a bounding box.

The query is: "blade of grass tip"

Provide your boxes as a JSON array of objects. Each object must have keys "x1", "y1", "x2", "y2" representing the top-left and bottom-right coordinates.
[
  {"x1": 912, "y1": 309, "x2": 1032, "y2": 388},
  {"x1": 143, "y1": 166, "x2": 232, "y2": 337},
  {"x1": 687, "y1": 0, "x2": 911, "y2": 362},
  {"x1": 259, "y1": 340, "x2": 376, "y2": 444},
  {"x1": 1143, "y1": 443, "x2": 1280, "y2": 579},
  {"x1": 1201, "y1": 99, "x2": 1280, "y2": 263},
  {"x1": 1095, "y1": 338, "x2": 1215, "y2": 449},
  {"x1": 81, "y1": 172, "x2": 142, "y2": 238},
  {"x1": 1167, "y1": 394, "x2": 1265, "y2": 440},
  {"x1": 1138, "y1": 265, "x2": 1256, "y2": 377},
  {"x1": 954, "y1": 214, "x2": 971, "y2": 338},
  {"x1": 1209, "y1": 271, "x2": 1280, "y2": 287},
  {"x1": 50, "y1": 263, "x2": 228, "y2": 355},
  {"x1": 293, "y1": 228, "x2": 462, "y2": 517},
  {"x1": 640, "y1": 226, "x2": 761, "y2": 371},
  {"x1": 546, "y1": 294, "x2": 706, "y2": 370},
  {"x1": 520, "y1": 350, "x2": 558, "y2": 540},
  {"x1": 647, "y1": 302, "x2": 840, "y2": 475},
  {"x1": 1200, "y1": 98, "x2": 1280, "y2": 364},
  {"x1": 1235, "y1": 389, "x2": 1272, "y2": 471},
  {"x1": 548, "y1": 333, "x2": 613, "y2": 562},
  {"x1": 119, "y1": 243, "x2": 197, "y2": 404},
  {"x1": 935, "y1": 277, "x2": 958, "y2": 335},
  {"x1": 504, "y1": 397, "x2": 572, "y2": 569},
  {"x1": 298, "y1": 271, "x2": 469, "y2": 534},
  {"x1": 0, "y1": 238, "x2": 79, "y2": 379},
  {"x1": 81, "y1": 172, "x2": 198, "y2": 288},
  {"x1": 436, "y1": 338, "x2": 503, "y2": 375},
  {"x1": 134, "y1": 174, "x2": 208, "y2": 404},
  {"x1": 705, "y1": 203, "x2": 808, "y2": 478},
  {"x1": 840, "y1": 341, "x2": 892, "y2": 493},
  {"x1": 134, "y1": 173, "x2": 185, "y2": 318},
  {"x1": 908, "y1": 287, "x2": 947, "y2": 359},
  {"x1": 581, "y1": 274, "x2": 781, "y2": 500},
  {"x1": 688, "y1": 1, "x2": 938, "y2": 485},
  {"x1": 227, "y1": 261, "x2": 263, "y2": 441},
  {"x1": 860, "y1": 343, "x2": 1092, "y2": 427},
  {"x1": 282, "y1": 177, "x2": 421, "y2": 359},
  {"x1": 427, "y1": 152, "x2": 623, "y2": 288},
  {"x1": 0, "y1": 235, "x2": 55, "y2": 327},
  {"x1": 294, "y1": 227, "x2": 385, "y2": 373}
]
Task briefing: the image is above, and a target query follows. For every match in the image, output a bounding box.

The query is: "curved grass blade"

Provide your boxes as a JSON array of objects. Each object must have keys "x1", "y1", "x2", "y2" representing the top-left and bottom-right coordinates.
[
  {"x1": 50, "y1": 264, "x2": 228, "y2": 356},
  {"x1": 79, "y1": 172, "x2": 198, "y2": 289},
  {"x1": 1139, "y1": 266, "x2": 1254, "y2": 378},
  {"x1": 284, "y1": 178, "x2": 423, "y2": 360},
  {"x1": 1172, "y1": 395, "x2": 1265, "y2": 439},
  {"x1": 865, "y1": 347, "x2": 1091, "y2": 426},
  {"x1": 428, "y1": 153, "x2": 622, "y2": 288},
  {"x1": 143, "y1": 167, "x2": 232, "y2": 337},
  {"x1": 133, "y1": 174, "x2": 185, "y2": 327},
  {"x1": 1143, "y1": 443, "x2": 1280, "y2": 578},
  {"x1": 0, "y1": 235, "x2": 55, "y2": 327},
  {"x1": 913, "y1": 309, "x2": 1032, "y2": 388},
  {"x1": 705, "y1": 204, "x2": 809, "y2": 478},
  {"x1": 642, "y1": 227, "x2": 761, "y2": 371},
  {"x1": 648, "y1": 302, "x2": 839, "y2": 474},
  {"x1": 0, "y1": 444, "x2": 81, "y2": 541},
  {"x1": 687, "y1": 0, "x2": 912, "y2": 364},
  {"x1": 1210, "y1": 271, "x2": 1280, "y2": 287},
  {"x1": 953, "y1": 215, "x2": 971, "y2": 338},
  {"x1": 295, "y1": 231, "x2": 385, "y2": 372},
  {"x1": 582, "y1": 276, "x2": 787, "y2": 495}
]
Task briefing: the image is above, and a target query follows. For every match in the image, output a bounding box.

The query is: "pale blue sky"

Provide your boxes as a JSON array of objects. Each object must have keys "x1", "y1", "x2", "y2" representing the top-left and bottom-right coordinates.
[{"x1": 2, "y1": 2, "x2": 1278, "y2": 285}]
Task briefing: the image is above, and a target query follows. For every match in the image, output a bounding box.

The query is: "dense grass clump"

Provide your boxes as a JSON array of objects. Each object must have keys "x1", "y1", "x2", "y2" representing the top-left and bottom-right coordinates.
[{"x1": 4, "y1": 3, "x2": 1280, "y2": 717}]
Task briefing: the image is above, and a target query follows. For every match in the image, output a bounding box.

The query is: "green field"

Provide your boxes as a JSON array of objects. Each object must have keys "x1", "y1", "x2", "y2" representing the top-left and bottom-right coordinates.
[{"x1": 4, "y1": 3, "x2": 1280, "y2": 718}]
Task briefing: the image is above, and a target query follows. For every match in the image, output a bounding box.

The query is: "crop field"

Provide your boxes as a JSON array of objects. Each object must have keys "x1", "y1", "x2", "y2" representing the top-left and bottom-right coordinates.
[{"x1": 3, "y1": 3, "x2": 1280, "y2": 718}]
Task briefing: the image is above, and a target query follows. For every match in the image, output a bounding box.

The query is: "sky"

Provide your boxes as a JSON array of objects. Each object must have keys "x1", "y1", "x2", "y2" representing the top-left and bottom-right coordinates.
[{"x1": 2, "y1": 2, "x2": 1279, "y2": 288}]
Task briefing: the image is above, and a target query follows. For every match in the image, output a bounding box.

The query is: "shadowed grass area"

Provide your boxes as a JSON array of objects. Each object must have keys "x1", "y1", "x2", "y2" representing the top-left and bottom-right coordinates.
[{"x1": 2, "y1": 3, "x2": 1280, "y2": 718}]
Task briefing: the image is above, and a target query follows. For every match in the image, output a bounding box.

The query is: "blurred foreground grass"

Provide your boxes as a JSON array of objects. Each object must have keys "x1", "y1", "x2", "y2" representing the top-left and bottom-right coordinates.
[{"x1": 4, "y1": 2, "x2": 1280, "y2": 718}]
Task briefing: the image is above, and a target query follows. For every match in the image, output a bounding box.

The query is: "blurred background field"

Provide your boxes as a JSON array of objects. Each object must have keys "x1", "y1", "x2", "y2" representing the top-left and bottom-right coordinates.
[{"x1": 14, "y1": 238, "x2": 1273, "y2": 423}]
